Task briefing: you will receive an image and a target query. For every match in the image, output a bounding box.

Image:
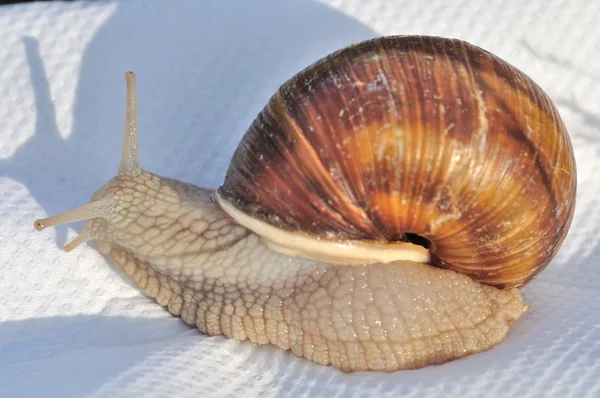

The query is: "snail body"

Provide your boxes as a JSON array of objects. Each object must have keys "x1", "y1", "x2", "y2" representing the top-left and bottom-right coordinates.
[{"x1": 34, "y1": 36, "x2": 576, "y2": 372}]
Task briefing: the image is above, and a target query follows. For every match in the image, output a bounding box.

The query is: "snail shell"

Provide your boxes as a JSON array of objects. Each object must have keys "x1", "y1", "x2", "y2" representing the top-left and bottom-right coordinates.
[{"x1": 218, "y1": 35, "x2": 577, "y2": 289}]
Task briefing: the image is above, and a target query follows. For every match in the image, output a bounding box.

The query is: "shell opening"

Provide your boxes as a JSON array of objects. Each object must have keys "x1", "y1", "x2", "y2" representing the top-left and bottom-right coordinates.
[
  {"x1": 404, "y1": 233, "x2": 432, "y2": 250},
  {"x1": 215, "y1": 192, "x2": 431, "y2": 265}
]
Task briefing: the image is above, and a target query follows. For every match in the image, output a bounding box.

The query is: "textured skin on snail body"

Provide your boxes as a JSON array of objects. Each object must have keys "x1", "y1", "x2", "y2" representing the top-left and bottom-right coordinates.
[{"x1": 33, "y1": 36, "x2": 576, "y2": 372}]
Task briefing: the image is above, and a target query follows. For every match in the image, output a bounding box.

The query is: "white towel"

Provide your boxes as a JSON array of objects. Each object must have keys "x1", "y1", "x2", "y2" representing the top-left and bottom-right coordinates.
[{"x1": 0, "y1": 0, "x2": 598, "y2": 397}]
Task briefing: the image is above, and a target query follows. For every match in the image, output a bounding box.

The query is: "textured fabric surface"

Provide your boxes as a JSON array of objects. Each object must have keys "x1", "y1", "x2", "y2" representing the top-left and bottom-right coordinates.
[{"x1": 0, "y1": 0, "x2": 598, "y2": 397}]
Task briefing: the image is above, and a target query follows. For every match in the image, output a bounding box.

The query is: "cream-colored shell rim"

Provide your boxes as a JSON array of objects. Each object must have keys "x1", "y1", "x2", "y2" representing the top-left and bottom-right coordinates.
[{"x1": 215, "y1": 191, "x2": 430, "y2": 266}]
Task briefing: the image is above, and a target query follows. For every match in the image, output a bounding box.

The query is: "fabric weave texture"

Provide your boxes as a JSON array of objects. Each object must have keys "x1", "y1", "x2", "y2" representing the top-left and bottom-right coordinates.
[{"x1": 0, "y1": 0, "x2": 598, "y2": 397}]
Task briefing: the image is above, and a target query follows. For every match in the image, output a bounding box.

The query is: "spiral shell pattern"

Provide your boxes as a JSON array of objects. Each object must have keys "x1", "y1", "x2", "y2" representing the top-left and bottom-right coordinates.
[{"x1": 218, "y1": 35, "x2": 577, "y2": 288}]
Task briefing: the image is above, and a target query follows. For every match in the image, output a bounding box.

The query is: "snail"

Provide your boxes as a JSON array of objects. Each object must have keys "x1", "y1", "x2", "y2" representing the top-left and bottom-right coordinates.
[{"x1": 33, "y1": 35, "x2": 576, "y2": 372}]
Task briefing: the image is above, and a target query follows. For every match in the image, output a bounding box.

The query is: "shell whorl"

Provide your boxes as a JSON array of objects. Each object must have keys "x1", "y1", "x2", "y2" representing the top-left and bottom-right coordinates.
[{"x1": 218, "y1": 35, "x2": 577, "y2": 289}]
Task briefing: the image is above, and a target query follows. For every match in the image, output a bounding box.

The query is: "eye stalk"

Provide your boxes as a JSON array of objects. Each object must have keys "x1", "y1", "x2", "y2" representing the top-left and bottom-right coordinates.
[
  {"x1": 120, "y1": 71, "x2": 140, "y2": 172},
  {"x1": 33, "y1": 71, "x2": 141, "y2": 252},
  {"x1": 33, "y1": 197, "x2": 115, "y2": 251}
]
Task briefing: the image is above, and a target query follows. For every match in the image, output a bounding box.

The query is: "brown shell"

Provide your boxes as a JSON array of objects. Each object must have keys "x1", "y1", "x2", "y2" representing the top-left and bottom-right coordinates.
[{"x1": 218, "y1": 35, "x2": 577, "y2": 289}]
